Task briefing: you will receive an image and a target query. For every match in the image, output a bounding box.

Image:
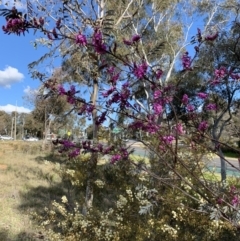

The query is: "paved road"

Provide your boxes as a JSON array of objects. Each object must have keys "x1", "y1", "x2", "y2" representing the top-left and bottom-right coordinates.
[{"x1": 127, "y1": 143, "x2": 240, "y2": 176}]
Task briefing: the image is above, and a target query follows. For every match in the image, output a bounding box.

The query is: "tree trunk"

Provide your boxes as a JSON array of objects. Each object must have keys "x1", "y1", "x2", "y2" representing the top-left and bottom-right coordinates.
[
  {"x1": 83, "y1": 80, "x2": 99, "y2": 215},
  {"x1": 212, "y1": 126, "x2": 227, "y2": 182},
  {"x1": 218, "y1": 147, "x2": 227, "y2": 182}
]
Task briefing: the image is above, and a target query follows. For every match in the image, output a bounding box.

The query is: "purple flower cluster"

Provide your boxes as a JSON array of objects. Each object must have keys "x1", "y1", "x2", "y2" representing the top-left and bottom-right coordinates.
[
  {"x1": 106, "y1": 66, "x2": 120, "y2": 85},
  {"x1": 181, "y1": 52, "x2": 191, "y2": 70},
  {"x1": 69, "y1": 148, "x2": 80, "y2": 158},
  {"x1": 76, "y1": 33, "x2": 87, "y2": 46},
  {"x1": 214, "y1": 66, "x2": 227, "y2": 79},
  {"x1": 58, "y1": 85, "x2": 66, "y2": 95},
  {"x1": 197, "y1": 92, "x2": 208, "y2": 99},
  {"x1": 182, "y1": 94, "x2": 189, "y2": 105},
  {"x1": 106, "y1": 83, "x2": 131, "y2": 110},
  {"x1": 2, "y1": 17, "x2": 26, "y2": 35},
  {"x1": 123, "y1": 34, "x2": 141, "y2": 46},
  {"x1": 102, "y1": 86, "x2": 116, "y2": 98},
  {"x1": 205, "y1": 32, "x2": 218, "y2": 41},
  {"x1": 133, "y1": 61, "x2": 148, "y2": 79},
  {"x1": 66, "y1": 85, "x2": 76, "y2": 104},
  {"x1": 58, "y1": 85, "x2": 77, "y2": 104},
  {"x1": 153, "y1": 103, "x2": 163, "y2": 115},
  {"x1": 154, "y1": 90, "x2": 162, "y2": 99},
  {"x1": 230, "y1": 73, "x2": 240, "y2": 80},
  {"x1": 187, "y1": 104, "x2": 194, "y2": 112},
  {"x1": 206, "y1": 103, "x2": 217, "y2": 111},
  {"x1": 231, "y1": 195, "x2": 239, "y2": 207},
  {"x1": 78, "y1": 104, "x2": 94, "y2": 119},
  {"x1": 111, "y1": 154, "x2": 122, "y2": 164},
  {"x1": 198, "y1": 121, "x2": 208, "y2": 132},
  {"x1": 155, "y1": 69, "x2": 163, "y2": 79},
  {"x1": 95, "y1": 111, "x2": 107, "y2": 126},
  {"x1": 162, "y1": 135, "x2": 175, "y2": 145},
  {"x1": 92, "y1": 29, "x2": 106, "y2": 54},
  {"x1": 129, "y1": 119, "x2": 158, "y2": 134},
  {"x1": 174, "y1": 123, "x2": 185, "y2": 135}
]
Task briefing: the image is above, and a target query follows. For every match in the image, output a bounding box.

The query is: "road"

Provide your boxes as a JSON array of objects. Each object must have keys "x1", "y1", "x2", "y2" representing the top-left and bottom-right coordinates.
[{"x1": 126, "y1": 141, "x2": 240, "y2": 176}]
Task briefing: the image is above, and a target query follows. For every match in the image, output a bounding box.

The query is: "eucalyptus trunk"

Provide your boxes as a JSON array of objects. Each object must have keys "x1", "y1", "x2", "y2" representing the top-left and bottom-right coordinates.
[
  {"x1": 83, "y1": 80, "x2": 99, "y2": 215},
  {"x1": 213, "y1": 129, "x2": 227, "y2": 182}
]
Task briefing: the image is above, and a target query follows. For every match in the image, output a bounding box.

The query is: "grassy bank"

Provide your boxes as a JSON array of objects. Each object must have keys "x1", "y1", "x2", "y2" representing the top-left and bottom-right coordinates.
[{"x1": 0, "y1": 141, "x2": 63, "y2": 240}]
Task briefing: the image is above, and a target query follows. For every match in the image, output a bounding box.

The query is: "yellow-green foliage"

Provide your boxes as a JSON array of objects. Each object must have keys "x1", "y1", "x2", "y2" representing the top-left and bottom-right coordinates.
[{"x1": 33, "y1": 152, "x2": 240, "y2": 241}]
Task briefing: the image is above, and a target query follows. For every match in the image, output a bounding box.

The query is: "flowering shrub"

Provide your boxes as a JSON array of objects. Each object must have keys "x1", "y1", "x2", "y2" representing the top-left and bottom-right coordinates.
[{"x1": 2, "y1": 1, "x2": 240, "y2": 239}]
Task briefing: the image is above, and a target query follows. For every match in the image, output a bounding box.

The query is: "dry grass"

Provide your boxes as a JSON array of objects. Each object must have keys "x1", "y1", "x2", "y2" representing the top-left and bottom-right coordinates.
[{"x1": 0, "y1": 141, "x2": 63, "y2": 240}]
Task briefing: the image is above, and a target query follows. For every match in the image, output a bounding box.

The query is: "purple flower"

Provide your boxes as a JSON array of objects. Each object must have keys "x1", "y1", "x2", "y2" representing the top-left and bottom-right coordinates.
[
  {"x1": 76, "y1": 33, "x2": 87, "y2": 46},
  {"x1": 231, "y1": 195, "x2": 239, "y2": 207},
  {"x1": 123, "y1": 34, "x2": 140, "y2": 46},
  {"x1": 110, "y1": 154, "x2": 122, "y2": 164},
  {"x1": 153, "y1": 103, "x2": 163, "y2": 115},
  {"x1": 107, "y1": 66, "x2": 115, "y2": 74},
  {"x1": 58, "y1": 85, "x2": 66, "y2": 95},
  {"x1": 59, "y1": 140, "x2": 76, "y2": 148},
  {"x1": 95, "y1": 111, "x2": 107, "y2": 126},
  {"x1": 102, "y1": 86, "x2": 116, "y2": 97},
  {"x1": 154, "y1": 90, "x2": 162, "y2": 99},
  {"x1": 133, "y1": 62, "x2": 148, "y2": 79},
  {"x1": 162, "y1": 135, "x2": 175, "y2": 144},
  {"x1": 230, "y1": 73, "x2": 240, "y2": 80},
  {"x1": 69, "y1": 148, "x2": 80, "y2": 158},
  {"x1": 70, "y1": 85, "x2": 76, "y2": 94},
  {"x1": 156, "y1": 69, "x2": 163, "y2": 79},
  {"x1": 182, "y1": 52, "x2": 191, "y2": 70},
  {"x1": 198, "y1": 121, "x2": 208, "y2": 132},
  {"x1": 132, "y1": 34, "x2": 141, "y2": 42},
  {"x1": 197, "y1": 92, "x2": 208, "y2": 99},
  {"x1": 182, "y1": 94, "x2": 189, "y2": 105},
  {"x1": 92, "y1": 29, "x2": 106, "y2": 54},
  {"x1": 78, "y1": 104, "x2": 94, "y2": 118},
  {"x1": 67, "y1": 96, "x2": 75, "y2": 104},
  {"x1": 123, "y1": 38, "x2": 132, "y2": 45},
  {"x1": 205, "y1": 32, "x2": 218, "y2": 41},
  {"x1": 206, "y1": 103, "x2": 217, "y2": 111},
  {"x1": 215, "y1": 67, "x2": 227, "y2": 78},
  {"x1": 174, "y1": 123, "x2": 185, "y2": 135},
  {"x1": 187, "y1": 104, "x2": 194, "y2": 112},
  {"x1": 110, "y1": 73, "x2": 120, "y2": 85},
  {"x1": 230, "y1": 186, "x2": 236, "y2": 194}
]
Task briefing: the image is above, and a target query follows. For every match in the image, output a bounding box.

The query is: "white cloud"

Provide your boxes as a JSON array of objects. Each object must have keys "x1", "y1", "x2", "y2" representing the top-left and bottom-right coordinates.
[
  {"x1": 0, "y1": 66, "x2": 24, "y2": 88},
  {"x1": 0, "y1": 104, "x2": 31, "y2": 113},
  {"x1": 23, "y1": 85, "x2": 38, "y2": 95}
]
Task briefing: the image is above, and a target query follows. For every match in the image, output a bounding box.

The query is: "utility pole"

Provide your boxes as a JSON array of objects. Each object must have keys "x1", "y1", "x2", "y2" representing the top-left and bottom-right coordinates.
[
  {"x1": 14, "y1": 103, "x2": 17, "y2": 140},
  {"x1": 11, "y1": 117, "x2": 14, "y2": 138}
]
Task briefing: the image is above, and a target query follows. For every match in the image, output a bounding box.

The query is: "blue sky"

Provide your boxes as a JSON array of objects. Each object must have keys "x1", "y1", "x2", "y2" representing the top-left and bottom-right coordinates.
[
  {"x1": 0, "y1": 1, "x2": 52, "y2": 113},
  {"x1": 0, "y1": 19, "x2": 41, "y2": 113},
  {"x1": 0, "y1": 0, "x2": 214, "y2": 115}
]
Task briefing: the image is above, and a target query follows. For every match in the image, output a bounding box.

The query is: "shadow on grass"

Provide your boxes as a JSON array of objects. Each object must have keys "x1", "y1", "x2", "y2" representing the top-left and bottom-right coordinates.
[
  {"x1": 14, "y1": 152, "x2": 85, "y2": 240},
  {"x1": 34, "y1": 152, "x2": 67, "y2": 165},
  {"x1": 0, "y1": 229, "x2": 44, "y2": 241},
  {"x1": 18, "y1": 185, "x2": 67, "y2": 214}
]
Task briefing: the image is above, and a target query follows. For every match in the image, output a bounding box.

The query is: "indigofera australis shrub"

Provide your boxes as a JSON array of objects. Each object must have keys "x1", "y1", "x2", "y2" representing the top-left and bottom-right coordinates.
[{"x1": 2, "y1": 1, "x2": 240, "y2": 239}]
